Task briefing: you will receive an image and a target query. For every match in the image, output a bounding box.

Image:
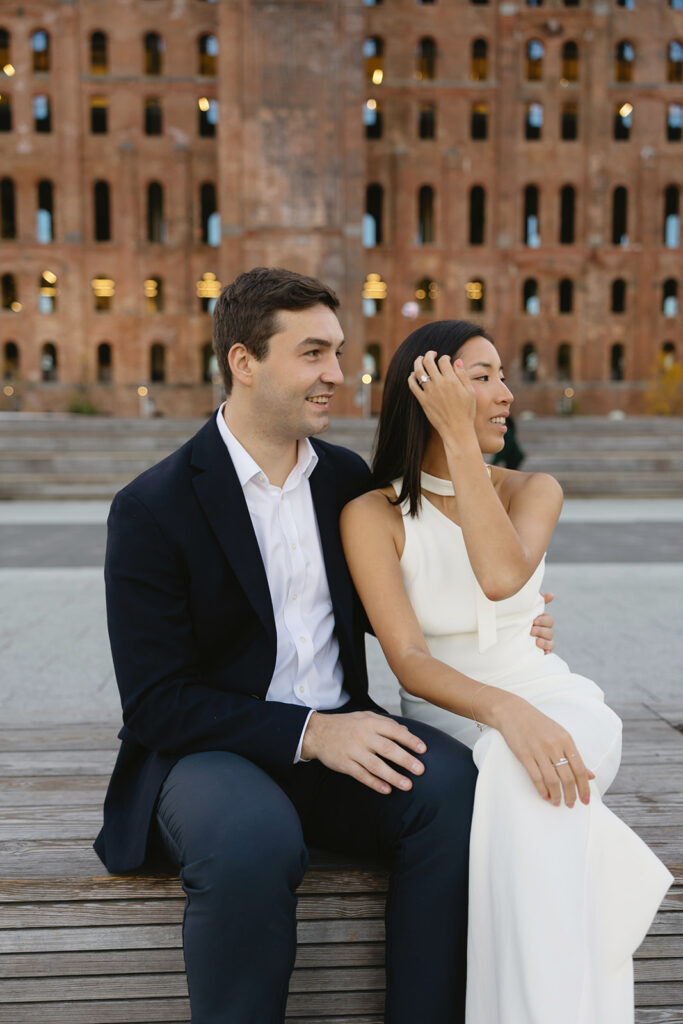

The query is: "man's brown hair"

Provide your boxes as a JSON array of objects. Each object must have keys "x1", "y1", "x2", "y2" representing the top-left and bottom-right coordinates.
[{"x1": 212, "y1": 267, "x2": 340, "y2": 395}]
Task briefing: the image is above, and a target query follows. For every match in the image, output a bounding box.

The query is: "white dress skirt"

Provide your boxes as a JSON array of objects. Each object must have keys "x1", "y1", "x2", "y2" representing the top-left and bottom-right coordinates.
[{"x1": 394, "y1": 475, "x2": 672, "y2": 1024}]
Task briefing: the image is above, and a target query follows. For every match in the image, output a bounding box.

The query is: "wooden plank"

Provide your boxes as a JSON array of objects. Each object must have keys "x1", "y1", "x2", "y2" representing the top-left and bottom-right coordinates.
[
  {"x1": 0, "y1": 751, "x2": 116, "y2": 776},
  {"x1": 635, "y1": 1011, "x2": 683, "y2": 1024},
  {"x1": 0, "y1": 775, "x2": 106, "y2": 807},
  {"x1": 0, "y1": 725, "x2": 120, "y2": 753},
  {"x1": 635, "y1": 960, "x2": 683, "y2": 983},
  {"x1": 635, "y1": 981, "x2": 683, "y2": 1006}
]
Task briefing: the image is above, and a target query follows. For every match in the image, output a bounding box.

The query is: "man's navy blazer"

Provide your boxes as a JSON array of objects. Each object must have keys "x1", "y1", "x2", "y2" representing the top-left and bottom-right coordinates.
[{"x1": 94, "y1": 415, "x2": 375, "y2": 874}]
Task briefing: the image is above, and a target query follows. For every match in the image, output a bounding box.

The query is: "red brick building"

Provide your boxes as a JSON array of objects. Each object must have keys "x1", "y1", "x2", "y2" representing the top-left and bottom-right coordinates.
[{"x1": 0, "y1": 0, "x2": 682, "y2": 417}]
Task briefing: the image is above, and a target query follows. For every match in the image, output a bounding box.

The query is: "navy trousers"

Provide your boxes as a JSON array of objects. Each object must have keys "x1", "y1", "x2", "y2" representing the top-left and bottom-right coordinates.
[{"x1": 155, "y1": 714, "x2": 477, "y2": 1024}]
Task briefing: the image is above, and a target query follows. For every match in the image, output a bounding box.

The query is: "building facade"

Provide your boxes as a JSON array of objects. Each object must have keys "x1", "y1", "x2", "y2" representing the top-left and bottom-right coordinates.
[{"x1": 1, "y1": 0, "x2": 682, "y2": 417}]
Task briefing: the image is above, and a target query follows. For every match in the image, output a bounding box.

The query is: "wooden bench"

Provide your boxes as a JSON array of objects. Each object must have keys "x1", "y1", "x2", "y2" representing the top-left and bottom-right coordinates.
[{"x1": 0, "y1": 707, "x2": 681, "y2": 1023}]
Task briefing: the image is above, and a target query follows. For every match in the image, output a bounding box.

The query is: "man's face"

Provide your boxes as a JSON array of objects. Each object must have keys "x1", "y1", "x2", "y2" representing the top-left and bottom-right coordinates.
[{"x1": 249, "y1": 304, "x2": 345, "y2": 443}]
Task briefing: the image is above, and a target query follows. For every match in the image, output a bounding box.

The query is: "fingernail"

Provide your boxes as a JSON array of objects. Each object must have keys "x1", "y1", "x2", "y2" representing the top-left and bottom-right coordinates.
[
  {"x1": 582, "y1": 796, "x2": 589, "y2": 804},
  {"x1": 553, "y1": 800, "x2": 560, "y2": 806},
  {"x1": 399, "y1": 779, "x2": 411, "y2": 790},
  {"x1": 411, "y1": 761, "x2": 423, "y2": 773},
  {"x1": 417, "y1": 742, "x2": 426, "y2": 753},
  {"x1": 567, "y1": 802, "x2": 574, "y2": 809}
]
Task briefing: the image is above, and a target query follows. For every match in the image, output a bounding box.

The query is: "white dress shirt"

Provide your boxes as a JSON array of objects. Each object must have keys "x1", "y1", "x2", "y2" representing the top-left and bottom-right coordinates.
[{"x1": 216, "y1": 407, "x2": 349, "y2": 759}]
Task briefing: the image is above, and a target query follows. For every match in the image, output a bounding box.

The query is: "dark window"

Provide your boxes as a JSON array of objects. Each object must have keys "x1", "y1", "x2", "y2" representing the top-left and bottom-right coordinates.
[
  {"x1": 525, "y1": 102, "x2": 543, "y2": 140},
  {"x1": 614, "y1": 102, "x2": 632, "y2": 140},
  {"x1": 471, "y1": 39, "x2": 488, "y2": 81},
  {"x1": 37, "y1": 180, "x2": 54, "y2": 243},
  {"x1": 416, "y1": 38, "x2": 436, "y2": 81},
  {"x1": 1, "y1": 177, "x2": 16, "y2": 238},
  {"x1": 523, "y1": 185, "x2": 540, "y2": 246},
  {"x1": 526, "y1": 39, "x2": 544, "y2": 81},
  {"x1": 617, "y1": 0, "x2": 635, "y2": 7},
  {"x1": 662, "y1": 278, "x2": 678, "y2": 316},
  {"x1": 615, "y1": 41, "x2": 634, "y2": 82},
  {"x1": 417, "y1": 185, "x2": 435, "y2": 244},
  {"x1": 145, "y1": 97, "x2": 162, "y2": 135},
  {"x1": 365, "y1": 183, "x2": 383, "y2": 246},
  {"x1": 201, "y1": 342, "x2": 214, "y2": 383},
  {"x1": 664, "y1": 186, "x2": 680, "y2": 248},
  {"x1": 90, "y1": 96, "x2": 108, "y2": 134},
  {"x1": 198, "y1": 34, "x2": 218, "y2": 76},
  {"x1": 364, "y1": 36, "x2": 384, "y2": 85},
  {"x1": 562, "y1": 41, "x2": 579, "y2": 82},
  {"x1": 612, "y1": 187, "x2": 628, "y2": 245},
  {"x1": 90, "y1": 31, "x2": 107, "y2": 74},
  {"x1": 559, "y1": 185, "x2": 575, "y2": 244},
  {"x1": 611, "y1": 278, "x2": 626, "y2": 312},
  {"x1": 471, "y1": 102, "x2": 488, "y2": 140},
  {"x1": 415, "y1": 277, "x2": 437, "y2": 313},
  {"x1": 97, "y1": 342, "x2": 112, "y2": 382},
  {"x1": 3, "y1": 340, "x2": 19, "y2": 379},
  {"x1": 144, "y1": 32, "x2": 163, "y2": 76},
  {"x1": 610, "y1": 343, "x2": 625, "y2": 380},
  {"x1": 1, "y1": 273, "x2": 18, "y2": 310},
  {"x1": 469, "y1": 186, "x2": 485, "y2": 245},
  {"x1": 418, "y1": 103, "x2": 436, "y2": 139},
  {"x1": 561, "y1": 103, "x2": 578, "y2": 140},
  {"x1": 521, "y1": 342, "x2": 538, "y2": 382},
  {"x1": 364, "y1": 99, "x2": 383, "y2": 139},
  {"x1": 33, "y1": 94, "x2": 51, "y2": 132},
  {"x1": 31, "y1": 30, "x2": 50, "y2": 73},
  {"x1": 667, "y1": 104, "x2": 682, "y2": 142},
  {"x1": 668, "y1": 40, "x2": 683, "y2": 83},
  {"x1": 559, "y1": 278, "x2": 573, "y2": 313},
  {"x1": 557, "y1": 343, "x2": 572, "y2": 380},
  {"x1": 41, "y1": 342, "x2": 57, "y2": 382},
  {"x1": 523, "y1": 278, "x2": 539, "y2": 315},
  {"x1": 150, "y1": 342, "x2": 165, "y2": 382},
  {"x1": 147, "y1": 182, "x2": 165, "y2": 243},
  {"x1": 0, "y1": 94, "x2": 11, "y2": 132},
  {"x1": 0, "y1": 29, "x2": 10, "y2": 70},
  {"x1": 200, "y1": 182, "x2": 220, "y2": 246},
  {"x1": 94, "y1": 180, "x2": 111, "y2": 241},
  {"x1": 198, "y1": 97, "x2": 218, "y2": 137}
]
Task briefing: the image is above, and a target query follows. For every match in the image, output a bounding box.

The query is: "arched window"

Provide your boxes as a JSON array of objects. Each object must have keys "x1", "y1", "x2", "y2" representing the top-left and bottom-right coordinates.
[
  {"x1": 466, "y1": 279, "x2": 485, "y2": 313},
  {"x1": 144, "y1": 277, "x2": 163, "y2": 314},
  {"x1": 521, "y1": 343, "x2": 538, "y2": 382},
  {"x1": 664, "y1": 186, "x2": 680, "y2": 248},
  {"x1": 97, "y1": 342, "x2": 112, "y2": 383},
  {"x1": 37, "y1": 180, "x2": 54, "y2": 243},
  {"x1": 417, "y1": 185, "x2": 435, "y2": 244},
  {"x1": 41, "y1": 342, "x2": 57, "y2": 381},
  {"x1": 667, "y1": 103, "x2": 682, "y2": 142},
  {"x1": 364, "y1": 99, "x2": 383, "y2": 139},
  {"x1": 33, "y1": 94, "x2": 51, "y2": 132},
  {"x1": 145, "y1": 97, "x2": 162, "y2": 135},
  {"x1": 612, "y1": 186, "x2": 628, "y2": 246},
  {"x1": 559, "y1": 278, "x2": 573, "y2": 314},
  {"x1": 38, "y1": 270, "x2": 57, "y2": 313},
  {"x1": 469, "y1": 186, "x2": 485, "y2": 245},
  {"x1": 523, "y1": 278, "x2": 539, "y2": 315},
  {"x1": 615, "y1": 41, "x2": 634, "y2": 82},
  {"x1": 150, "y1": 342, "x2": 166, "y2": 383},
  {"x1": 1, "y1": 273, "x2": 18, "y2": 310},
  {"x1": 91, "y1": 275, "x2": 115, "y2": 312},
  {"x1": 197, "y1": 271, "x2": 221, "y2": 313},
  {"x1": 144, "y1": 32, "x2": 163, "y2": 76},
  {"x1": 3, "y1": 340, "x2": 19, "y2": 380},
  {"x1": 364, "y1": 343, "x2": 382, "y2": 382},
  {"x1": 614, "y1": 101, "x2": 633, "y2": 140},
  {"x1": 561, "y1": 102, "x2": 578, "y2": 140},
  {"x1": 611, "y1": 278, "x2": 626, "y2": 313},
  {"x1": 0, "y1": 28, "x2": 11, "y2": 70},
  {"x1": 617, "y1": 0, "x2": 635, "y2": 7},
  {"x1": 471, "y1": 39, "x2": 488, "y2": 81},
  {"x1": 1, "y1": 177, "x2": 16, "y2": 239},
  {"x1": 90, "y1": 96, "x2": 108, "y2": 134},
  {"x1": 526, "y1": 39, "x2": 544, "y2": 81},
  {"x1": 364, "y1": 37, "x2": 384, "y2": 85},
  {"x1": 418, "y1": 103, "x2": 436, "y2": 139},
  {"x1": 471, "y1": 102, "x2": 488, "y2": 140},
  {"x1": 0, "y1": 94, "x2": 11, "y2": 132},
  {"x1": 662, "y1": 279, "x2": 678, "y2": 317},
  {"x1": 557, "y1": 343, "x2": 572, "y2": 380},
  {"x1": 198, "y1": 97, "x2": 218, "y2": 137},
  {"x1": 559, "y1": 185, "x2": 575, "y2": 244},
  {"x1": 562, "y1": 41, "x2": 579, "y2": 82},
  {"x1": 610, "y1": 343, "x2": 625, "y2": 381},
  {"x1": 198, "y1": 33, "x2": 218, "y2": 76},
  {"x1": 94, "y1": 181, "x2": 111, "y2": 241},
  {"x1": 661, "y1": 341, "x2": 677, "y2": 368},
  {"x1": 525, "y1": 102, "x2": 543, "y2": 140},
  {"x1": 364, "y1": 183, "x2": 383, "y2": 247},
  {"x1": 415, "y1": 277, "x2": 438, "y2": 313},
  {"x1": 362, "y1": 273, "x2": 387, "y2": 316},
  {"x1": 31, "y1": 30, "x2": 50, "y2": 73},
  {"x1": 668, "y1": 40, "x2": 683, "y2": 83},
  {"x1": 416, "y1": 38, "x2": 436, "y2": 81},
  {"x1": 200, "y1": 182, "x2": 220, "y2": 246},
  {"x1": 147, "y1": 182, "x2": 165, "y2": 243},
  {"x1": 523, "y1": 185, "x2": 540, "y2": 246},
  {"x1": 201, "y1": 341, "x2": 215, "y2": 383},
  {"x1": 90, "y1": 31, "x2": 107, "y2": 74}
]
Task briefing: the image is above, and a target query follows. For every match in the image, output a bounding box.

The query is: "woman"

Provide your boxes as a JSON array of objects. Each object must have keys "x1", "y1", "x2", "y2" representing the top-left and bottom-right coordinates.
[{"x1": 340, "y1": 321, "x2": 671, "y2": 1023}]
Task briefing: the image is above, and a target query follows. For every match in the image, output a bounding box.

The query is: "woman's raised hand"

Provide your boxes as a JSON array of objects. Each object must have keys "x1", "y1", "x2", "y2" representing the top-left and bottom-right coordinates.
[{"x1": 408, "y1": 350, "x2": 477, "y2": 442}]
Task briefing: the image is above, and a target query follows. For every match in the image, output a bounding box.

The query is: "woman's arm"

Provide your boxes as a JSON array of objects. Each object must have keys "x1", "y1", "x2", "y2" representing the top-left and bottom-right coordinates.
[{"x1": 340, "y1": 492, "x2": 592, "y2": 808}]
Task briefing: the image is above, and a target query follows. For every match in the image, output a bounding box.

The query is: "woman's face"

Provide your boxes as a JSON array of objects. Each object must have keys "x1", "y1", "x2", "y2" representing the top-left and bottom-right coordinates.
[{"x1": 456, "y1": 336, "x2": 514, "y2": 454}]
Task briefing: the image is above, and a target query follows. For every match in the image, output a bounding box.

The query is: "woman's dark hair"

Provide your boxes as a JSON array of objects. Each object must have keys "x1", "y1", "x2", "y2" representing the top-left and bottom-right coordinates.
[{"x1": 372, "y1": 320, "x2": 491, "y2": 516}]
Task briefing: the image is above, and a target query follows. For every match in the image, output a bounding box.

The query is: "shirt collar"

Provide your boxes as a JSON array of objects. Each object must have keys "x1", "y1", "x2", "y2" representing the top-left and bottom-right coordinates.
[{"x1": 216, "y1": 404, "x2": 318, "y2": 490}]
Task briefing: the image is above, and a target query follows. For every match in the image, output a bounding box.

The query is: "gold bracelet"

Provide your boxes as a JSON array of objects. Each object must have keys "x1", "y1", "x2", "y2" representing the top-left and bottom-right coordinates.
[{"x1": 470, "y1": 682, "x2": 489, "y2": 732}]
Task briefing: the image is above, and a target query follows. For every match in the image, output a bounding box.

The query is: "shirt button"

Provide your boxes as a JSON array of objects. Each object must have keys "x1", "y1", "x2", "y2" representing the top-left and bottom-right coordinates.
[
  {"x1": 291, "y1": 593, "x2": 298, "y2": 601},
  {"x1": 299, "y1": 636, "x2": 306, "y2": 643},
  {"x1": 291, "y1": 543, "x2": 297, "y2": 550},
  {"x1": 258, "y1": 474, "x2": 266, "y2": 483},
  {"x1": 298, "y1": 685, "x2": 305, "y2": 695}
]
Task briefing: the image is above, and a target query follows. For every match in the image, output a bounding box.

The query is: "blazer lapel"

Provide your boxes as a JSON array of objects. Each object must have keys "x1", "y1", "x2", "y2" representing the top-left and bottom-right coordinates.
[{"x1": 190, "y1": 419, "x2": 276, "y2": 646}]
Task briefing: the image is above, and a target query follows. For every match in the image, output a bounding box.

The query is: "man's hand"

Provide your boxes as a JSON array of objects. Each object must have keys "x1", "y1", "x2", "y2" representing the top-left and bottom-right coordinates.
[
  {"x1": 301, "y1": 711, "x2": 427, "y2": 795},
  {"x1": 532, "y1": 592, "x2": 555, "y2": 654}
]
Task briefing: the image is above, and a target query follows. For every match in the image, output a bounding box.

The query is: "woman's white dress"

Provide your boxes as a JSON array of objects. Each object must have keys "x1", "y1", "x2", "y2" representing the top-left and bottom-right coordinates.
[{"x1": 394, "y1": 474, "x2": 672, "y2": 1024}]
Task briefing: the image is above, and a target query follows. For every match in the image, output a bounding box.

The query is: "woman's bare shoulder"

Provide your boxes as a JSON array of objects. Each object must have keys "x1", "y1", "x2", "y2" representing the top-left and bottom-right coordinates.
[
  {"x1": 493, "y1": 465, "x2": 563, "y2": 511},
  {"x1": 341, "y1": 485, "x2": 402, "y2": 524}
]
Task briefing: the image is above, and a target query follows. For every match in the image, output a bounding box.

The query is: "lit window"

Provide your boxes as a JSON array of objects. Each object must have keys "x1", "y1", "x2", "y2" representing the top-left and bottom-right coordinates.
[
  {"x1": 90, "y1": 31, "x2": 107, "y2": 74},
  {"x1": 668, "y1": 40, "x2": 683, "y2": 83},
  {"x1": 198, "y1": 34, "x2": 218, "y2": 76},
  {"x1": 38, "y1": 270, "x2": 57, "y2": 313},
  {"x1": 364, "y1": 37, "x2": 384, "y2": 85},
  {"x1": 466, "y1": 279, "x2": 484, "y2": 312},
  {"x1": 561, "y1": 42, "x2": 579, "y2": 82},
  {"x1": 198, "y1": 97, "x2": 218, "y2": 137},
  {"x1": 614, "y1": 101, "x2": 633, "y2": 140},
  {"x1": 144, "y1": 277, "x2": 164, "y2": 313},
  {"x1": 471, "y1": 39, "x2": 487, "y2": 82},
  {"x1": 31, "y1": 30, "x2": 50, "y2": 73},
  {"x1": 526, "y1": 39, "x2": 544, "y2": 81},
  {"x1": 364, "y1": 99, "x2": 383, "y2": 139},
  {"x1": 91, "y1": 276, "x2": 115, "y2": 312},
  {"x1": 362, "y1": 273, "x2": 386, "y2": 316},
  {"x1": 197, "y1": 271, "x2": 221, "y2": 313}
]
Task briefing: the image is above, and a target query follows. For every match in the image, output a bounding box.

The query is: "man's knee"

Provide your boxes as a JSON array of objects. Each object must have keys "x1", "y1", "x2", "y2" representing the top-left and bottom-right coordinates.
[{"x1": 401, "y1": 718, "x2": 478, "y2": 823}]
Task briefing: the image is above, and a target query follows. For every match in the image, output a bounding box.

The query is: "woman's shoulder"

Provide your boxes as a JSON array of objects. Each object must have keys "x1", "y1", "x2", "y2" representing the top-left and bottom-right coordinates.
[
  {"x1": 493, "y1": 465, "x2": 563, "y2": 511},
  {"x1": 342, "y1": 484, "x2": 400, "y2": 518}
]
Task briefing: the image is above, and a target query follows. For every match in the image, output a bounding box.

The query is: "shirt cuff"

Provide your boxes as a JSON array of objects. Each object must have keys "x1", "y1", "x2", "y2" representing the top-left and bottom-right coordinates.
[{"x1": 294, "y1": 709, "x2": 315, "y2": 764}]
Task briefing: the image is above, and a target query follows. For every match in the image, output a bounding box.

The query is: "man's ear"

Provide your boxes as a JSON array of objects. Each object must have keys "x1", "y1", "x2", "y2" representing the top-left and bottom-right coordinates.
[{"x1": 227, "y1": 343, "x2": 254, "y2": 388}]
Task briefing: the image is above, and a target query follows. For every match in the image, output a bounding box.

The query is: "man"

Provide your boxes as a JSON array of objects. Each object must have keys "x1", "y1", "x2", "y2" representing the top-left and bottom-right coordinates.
[{"x1": 95, "y1": 267, "x2": 555, "y2": 1023}]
